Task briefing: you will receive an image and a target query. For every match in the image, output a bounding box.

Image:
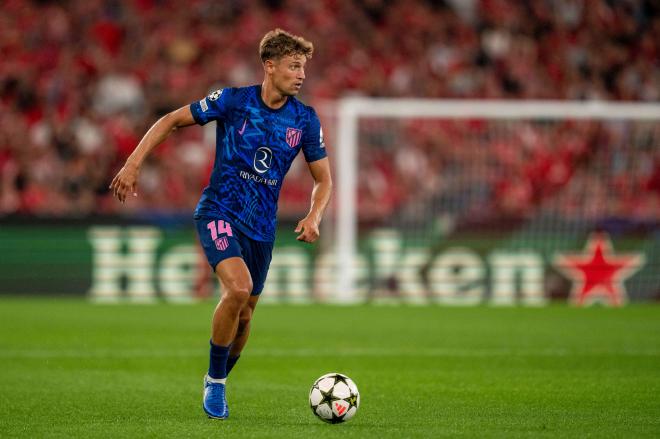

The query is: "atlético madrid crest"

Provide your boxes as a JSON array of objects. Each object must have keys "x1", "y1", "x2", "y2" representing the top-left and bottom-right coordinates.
[
  {"x1": 214, "y1": 236, "x2": 229, "y2": 251},
  {"x1": 286, "y1": 127, "x2": 302, "y2": 148}
]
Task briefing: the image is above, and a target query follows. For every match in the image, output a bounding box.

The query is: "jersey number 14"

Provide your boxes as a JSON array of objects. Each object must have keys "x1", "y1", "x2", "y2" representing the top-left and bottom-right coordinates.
[{"x1": 207, "y1": 220, "x2": 234, "y2": 240}]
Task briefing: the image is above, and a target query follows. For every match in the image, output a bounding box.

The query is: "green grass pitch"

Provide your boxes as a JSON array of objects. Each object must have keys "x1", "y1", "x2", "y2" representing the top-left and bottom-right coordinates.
[{"x1": 1, "y1": 298, "x2": 659, "y2": 438}]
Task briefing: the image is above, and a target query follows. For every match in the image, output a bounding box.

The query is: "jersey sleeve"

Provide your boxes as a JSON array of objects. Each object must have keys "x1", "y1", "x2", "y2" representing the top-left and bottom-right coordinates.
[
  {"x1": 301, "y1": 108, "x2": 328, "y2": 163},
  {"x1": 189, "y1": 88, "x2": 233, "y2": 125}
]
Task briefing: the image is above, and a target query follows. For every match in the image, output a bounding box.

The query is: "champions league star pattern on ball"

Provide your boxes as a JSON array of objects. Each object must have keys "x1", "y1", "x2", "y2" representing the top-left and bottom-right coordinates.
[
  {"x1": 190, "y1": 85, "x2": 327, "y2": 242},
  {"x1": 309, "y1": 373, "x2": 360, "y2": 424}
]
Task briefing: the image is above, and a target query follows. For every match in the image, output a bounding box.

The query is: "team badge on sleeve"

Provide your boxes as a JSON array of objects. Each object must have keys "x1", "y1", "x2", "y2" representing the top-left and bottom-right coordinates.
[
  {"x1": 286, "y1": 127, "x2": 303, "y2": 148},
  {"x1": 207, "y1": 89, "x2": 223, "y2": 101}
]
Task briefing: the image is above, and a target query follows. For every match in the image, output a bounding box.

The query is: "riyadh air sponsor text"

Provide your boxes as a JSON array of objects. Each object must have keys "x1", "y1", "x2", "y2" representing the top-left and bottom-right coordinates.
[{"x1": 239, "y1": 170, "x2": 278, "y2": 186}]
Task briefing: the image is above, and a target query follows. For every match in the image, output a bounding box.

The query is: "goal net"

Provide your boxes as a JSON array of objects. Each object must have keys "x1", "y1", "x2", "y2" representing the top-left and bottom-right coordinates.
[{"x1": 330, "y1": 99, "x2": 660, "y2": 305}]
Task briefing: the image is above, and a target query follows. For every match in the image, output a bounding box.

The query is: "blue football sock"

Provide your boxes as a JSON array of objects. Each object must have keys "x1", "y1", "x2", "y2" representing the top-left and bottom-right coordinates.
[
  {"x1": 226, "y1": 355, "x2": 240, "y2": 375},
  {"x1": 208, "y1": 340, "x2": 230, "y2": 379}
]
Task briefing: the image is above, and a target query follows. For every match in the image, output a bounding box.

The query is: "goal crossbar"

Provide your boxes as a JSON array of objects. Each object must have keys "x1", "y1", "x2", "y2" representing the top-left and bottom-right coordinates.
[{"x1": 338, "y1": 98, "x2": 660, "y2": 120}]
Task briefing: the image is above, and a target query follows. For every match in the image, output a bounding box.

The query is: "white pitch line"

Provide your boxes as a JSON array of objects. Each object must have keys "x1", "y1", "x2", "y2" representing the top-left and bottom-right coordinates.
[{"x1": 0, "y1": 347, "x2": 658, "y2": 359}]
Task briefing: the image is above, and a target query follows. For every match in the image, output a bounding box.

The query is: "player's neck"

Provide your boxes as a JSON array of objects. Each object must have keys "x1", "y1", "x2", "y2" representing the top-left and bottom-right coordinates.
[{"x1": 260, "y1": 81, "x2": 288, "y2": 109}]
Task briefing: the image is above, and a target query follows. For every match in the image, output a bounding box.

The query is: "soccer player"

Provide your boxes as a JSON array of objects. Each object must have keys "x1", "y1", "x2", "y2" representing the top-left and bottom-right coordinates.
[{"x1": 109, "y1": 29, "x2": 332, "y2": 419}]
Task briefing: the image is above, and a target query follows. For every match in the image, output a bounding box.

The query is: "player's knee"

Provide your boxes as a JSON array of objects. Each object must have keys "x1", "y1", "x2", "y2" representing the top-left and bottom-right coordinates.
[
  {"x1": 224, "y1": 280, "x2": 253, "y2": 304},
  {"x1": 237, "y1": 315, "x2": 252, "y2": 336},
  {"x1": 238, "y1": 305, "x2": 254, "y2": 327}
]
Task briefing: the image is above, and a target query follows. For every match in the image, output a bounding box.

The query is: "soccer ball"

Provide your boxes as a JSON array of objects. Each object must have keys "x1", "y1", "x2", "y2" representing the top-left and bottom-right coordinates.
[{"x1": 309, "y1": 372, "x2": 360, "y2": 423}]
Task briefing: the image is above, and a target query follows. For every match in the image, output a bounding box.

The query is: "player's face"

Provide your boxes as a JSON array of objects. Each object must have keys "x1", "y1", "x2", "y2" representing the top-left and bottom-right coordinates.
[{"x1": 271, "y1": 54, "x2": 306, "y2": 96}]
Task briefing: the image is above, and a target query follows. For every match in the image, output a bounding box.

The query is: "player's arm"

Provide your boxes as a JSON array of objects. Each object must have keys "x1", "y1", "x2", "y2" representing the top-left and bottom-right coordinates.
[
  {"x1": 295, "y1": 157, "x2": 333, "y2": 243},
  {"x1": 110, "y1": 105, "x2": 196, "y2": 203}
]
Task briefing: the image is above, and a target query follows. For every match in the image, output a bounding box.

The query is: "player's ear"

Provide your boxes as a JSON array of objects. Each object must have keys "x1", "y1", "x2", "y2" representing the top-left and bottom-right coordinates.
[{"x1": 264, "y1": 59, "x2": 275, "y2": 74}]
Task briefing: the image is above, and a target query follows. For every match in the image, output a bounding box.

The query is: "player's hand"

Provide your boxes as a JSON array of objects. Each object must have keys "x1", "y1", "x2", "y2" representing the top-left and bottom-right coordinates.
[
  {"x1": 109, "y1": 161, "x2": 140, "y2": 203},
  {"x1": 295, "y1": 216, "x2": 320, "y2": 243}
]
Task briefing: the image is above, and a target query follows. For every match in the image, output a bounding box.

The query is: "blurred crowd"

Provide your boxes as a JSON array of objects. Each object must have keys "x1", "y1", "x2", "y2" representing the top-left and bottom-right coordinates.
[
  {"x1": 0, "y1": 0, "x2": 658, "y2": 222},
  {"x1": 358, "y1": 119, "x2": 660, "y2": 226}
]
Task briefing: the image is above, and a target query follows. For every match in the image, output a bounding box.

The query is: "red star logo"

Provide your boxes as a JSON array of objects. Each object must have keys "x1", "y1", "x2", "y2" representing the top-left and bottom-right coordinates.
[{"x1": 553, "y1": 233, "x2": 645, "y2": 306}]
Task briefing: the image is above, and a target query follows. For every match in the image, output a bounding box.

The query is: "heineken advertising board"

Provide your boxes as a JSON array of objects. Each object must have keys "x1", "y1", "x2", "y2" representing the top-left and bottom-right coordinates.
[{"x1": 0, "y1": 225, "x2": 657, "y2": 305}]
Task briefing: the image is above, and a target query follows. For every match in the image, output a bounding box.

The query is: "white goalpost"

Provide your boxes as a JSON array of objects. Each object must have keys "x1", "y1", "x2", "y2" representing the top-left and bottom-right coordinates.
[{"x1": 334, "y1": 98, "x2": 660, "y2": 303}]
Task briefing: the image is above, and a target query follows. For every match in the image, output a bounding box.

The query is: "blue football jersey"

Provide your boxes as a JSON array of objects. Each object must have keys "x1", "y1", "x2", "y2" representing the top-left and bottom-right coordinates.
[{"x1": 189, "y1": 85, "x2": 327, "y2": 242}]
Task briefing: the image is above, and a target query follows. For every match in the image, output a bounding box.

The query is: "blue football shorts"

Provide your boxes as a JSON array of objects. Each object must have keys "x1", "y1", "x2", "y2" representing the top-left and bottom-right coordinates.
[{"x1": 194, "y1": 216, "x2": 273, "y2": 296}]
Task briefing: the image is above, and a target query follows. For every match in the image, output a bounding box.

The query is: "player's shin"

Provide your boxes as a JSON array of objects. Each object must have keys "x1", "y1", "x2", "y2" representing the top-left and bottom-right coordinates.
[{"x1": 226, "y1": 311, "x2": 251, "y2": 375}]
